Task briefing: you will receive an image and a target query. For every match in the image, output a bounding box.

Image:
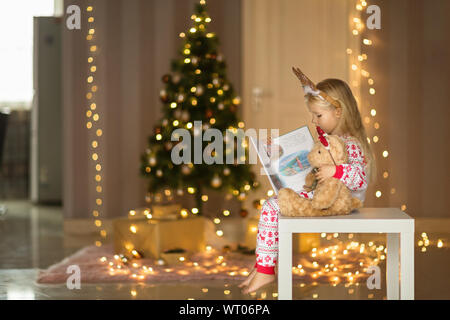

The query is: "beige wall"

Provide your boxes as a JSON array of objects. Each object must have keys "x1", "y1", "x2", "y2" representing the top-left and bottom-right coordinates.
[{"x1": 361, "y1": 0, "x2": 450, "y2": 217}]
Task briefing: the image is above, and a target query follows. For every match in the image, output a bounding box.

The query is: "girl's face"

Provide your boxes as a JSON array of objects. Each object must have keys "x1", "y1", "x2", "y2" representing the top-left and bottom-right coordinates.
[{"x1": 308, "y1": 102, "x2": 341, "y2": 135}]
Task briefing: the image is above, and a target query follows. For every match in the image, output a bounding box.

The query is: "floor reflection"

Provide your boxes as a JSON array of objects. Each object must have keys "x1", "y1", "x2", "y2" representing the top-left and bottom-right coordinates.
[{"x1": 0, "y1": 200, "x2": 449, "y2": 300}]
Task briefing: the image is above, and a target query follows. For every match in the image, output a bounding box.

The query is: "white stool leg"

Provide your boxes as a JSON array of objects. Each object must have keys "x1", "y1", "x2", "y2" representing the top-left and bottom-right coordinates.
[
  {"x1": 386, "y1": 233, "x2": 399, "y2": 300},
  {"x1": 400, "y1": 231, "x2": 414, "y2": 300},
  {"x1": 278, "y1": 231, "x2": 292, "y2": 300}
]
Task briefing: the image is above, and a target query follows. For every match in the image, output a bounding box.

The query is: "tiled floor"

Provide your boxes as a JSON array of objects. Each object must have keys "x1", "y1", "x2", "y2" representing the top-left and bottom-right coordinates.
[{"x1": 0, "y1": 200, "x2": 449, "y2": 300}]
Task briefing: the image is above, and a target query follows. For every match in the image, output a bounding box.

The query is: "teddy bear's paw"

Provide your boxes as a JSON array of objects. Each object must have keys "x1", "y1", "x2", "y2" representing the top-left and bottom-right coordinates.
[
  {"x1": 278, "y1": 188, "x2": 313, "y2": 217},
  {"x1": 352, "y1": 198, "x2": 363, "y2": 209}
]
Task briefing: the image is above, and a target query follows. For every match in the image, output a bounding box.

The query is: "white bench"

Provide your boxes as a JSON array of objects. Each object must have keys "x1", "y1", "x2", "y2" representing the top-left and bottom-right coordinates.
[{"x1": 278, "y1": 208, "x2": 414, "y2": 300}]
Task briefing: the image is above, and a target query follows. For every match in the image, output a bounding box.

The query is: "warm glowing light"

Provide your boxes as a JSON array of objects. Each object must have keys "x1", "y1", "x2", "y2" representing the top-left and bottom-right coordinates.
[
  {"x1": 223, "y1": 210, "x2": 230, "y2": 216},
  {"x1": 180, "y1": 209, "x2": 188, "y2": 218},
  {"x1": 361, "y1": 70, "x2": 370, "y2": 78},
  {"x1": 216, "y1": 230, "x2": 224, "y2": 237},
  {"x1": 375, "y1": 191, "x2": 382, "y2": 198},
  {"x1": 130, "y1": 225, "x2": 137, "y2": 233},
  {"x1": 382, "y1": 150, "x2": 389, "y2": 158}
]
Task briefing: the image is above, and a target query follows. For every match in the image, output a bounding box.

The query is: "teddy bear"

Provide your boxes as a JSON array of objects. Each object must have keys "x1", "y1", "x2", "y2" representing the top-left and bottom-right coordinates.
[{"x1": 278, "y1": 134, "x2": 362, "y2": 217}]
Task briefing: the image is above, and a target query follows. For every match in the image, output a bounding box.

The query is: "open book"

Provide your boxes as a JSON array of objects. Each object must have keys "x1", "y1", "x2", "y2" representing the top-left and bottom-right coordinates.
[{"x1": 250, "y1": 125, "x2": 315, "y2": 195}]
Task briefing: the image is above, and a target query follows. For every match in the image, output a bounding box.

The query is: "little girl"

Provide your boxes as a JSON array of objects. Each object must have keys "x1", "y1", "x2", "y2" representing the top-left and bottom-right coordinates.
[{"x1": 239, "y1": 76, "x2": 376, "y2": 294}]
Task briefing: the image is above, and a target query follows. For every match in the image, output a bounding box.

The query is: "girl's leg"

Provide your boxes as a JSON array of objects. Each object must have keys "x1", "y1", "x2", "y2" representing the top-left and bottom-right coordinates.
[
  {"x1": 241, "y1": 190, "x2": 311, "y2": 293},
  {"x1": 254, "y1": 195, "x2": 280, "y2": 274},
  {"x1": 239, "y1": 195, "x2": 279, "y2": 289}
]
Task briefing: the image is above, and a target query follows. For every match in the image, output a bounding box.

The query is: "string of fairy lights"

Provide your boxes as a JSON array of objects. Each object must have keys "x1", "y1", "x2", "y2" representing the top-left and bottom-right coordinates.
[
  {"x1": 348, "y1": 0, "x2": 445, "y2": 256},
  {"x1": 84, "y1": 4, "x2": 106, "y2": 247},
  {"x1": 347, "y1": 0, "x2": 406, "y2": 210}
]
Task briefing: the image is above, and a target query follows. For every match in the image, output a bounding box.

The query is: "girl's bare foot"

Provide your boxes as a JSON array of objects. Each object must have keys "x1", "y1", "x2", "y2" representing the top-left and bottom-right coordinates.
[
  {"x1": 238, "y1": 267, "x2": 257, "y2": 288},
  {"x1": 241, "y1": 271, "x2": 276, "y2": 294}
]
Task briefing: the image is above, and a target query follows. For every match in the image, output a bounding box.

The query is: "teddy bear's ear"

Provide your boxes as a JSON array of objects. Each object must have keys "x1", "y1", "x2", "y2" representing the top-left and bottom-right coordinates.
[{"x1": 328, "y1": 135, "x2": 347, "y2": 164}]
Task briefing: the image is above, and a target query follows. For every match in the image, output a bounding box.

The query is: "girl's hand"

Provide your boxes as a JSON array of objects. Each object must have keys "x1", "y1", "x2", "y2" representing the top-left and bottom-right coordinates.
[{"x1": 315, "y1": 165, "x2": 336, "y2": 183}]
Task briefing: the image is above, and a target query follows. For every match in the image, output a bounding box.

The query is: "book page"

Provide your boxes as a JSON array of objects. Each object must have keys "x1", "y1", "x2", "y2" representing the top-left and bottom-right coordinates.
[{"x1": 250, "y1": 126, "x2": 315, "y2": 195}]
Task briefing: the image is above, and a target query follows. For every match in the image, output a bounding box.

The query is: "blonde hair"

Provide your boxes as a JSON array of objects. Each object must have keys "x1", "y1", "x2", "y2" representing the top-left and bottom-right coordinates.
[{"x1": 305, "y1": 78, "x2": 377, "y2": 184}]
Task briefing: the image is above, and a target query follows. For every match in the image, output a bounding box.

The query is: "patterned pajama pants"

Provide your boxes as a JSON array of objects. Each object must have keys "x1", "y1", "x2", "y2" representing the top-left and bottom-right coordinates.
[{"x1": 254, "y1": 189, "x2": 314, "y2": 274}]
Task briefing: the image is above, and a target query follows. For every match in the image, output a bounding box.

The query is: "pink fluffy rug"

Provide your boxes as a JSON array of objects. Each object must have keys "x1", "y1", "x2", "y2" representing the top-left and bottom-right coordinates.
[{"x1": 36, "y1": 243, "x2": 381, "y2": 285}]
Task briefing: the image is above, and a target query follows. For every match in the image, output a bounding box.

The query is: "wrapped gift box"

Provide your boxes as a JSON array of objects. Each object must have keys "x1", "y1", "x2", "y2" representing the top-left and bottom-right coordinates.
[
  {"x1": 113, "y1": 215, "x2": 205, "y2": 259},
  {"x1": 127, "y1": 204, "x2": 181, "y2": 220},
  {"x1": 244, "y1": 215, "x2": 321, "y2": 253}
]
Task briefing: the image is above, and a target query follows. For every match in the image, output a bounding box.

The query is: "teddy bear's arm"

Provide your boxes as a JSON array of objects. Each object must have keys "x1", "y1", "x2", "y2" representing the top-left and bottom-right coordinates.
[
  {"x1": 311, "y1": 178, "x2": 342, "y2": 209},
  {"x1": 303, "y1": 171, "x2": 316, "y2": 191}
]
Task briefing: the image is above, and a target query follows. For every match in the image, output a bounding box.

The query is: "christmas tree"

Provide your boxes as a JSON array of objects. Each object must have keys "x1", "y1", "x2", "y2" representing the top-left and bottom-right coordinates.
[{"x1": 140, "y1": 0, "x2": 259, "y2": 216}]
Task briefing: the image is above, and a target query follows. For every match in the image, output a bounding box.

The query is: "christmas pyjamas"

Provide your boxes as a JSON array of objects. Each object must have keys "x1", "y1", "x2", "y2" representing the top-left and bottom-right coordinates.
[{"x1": 254, "y1": 135, "x2": 369, "y2": 275}]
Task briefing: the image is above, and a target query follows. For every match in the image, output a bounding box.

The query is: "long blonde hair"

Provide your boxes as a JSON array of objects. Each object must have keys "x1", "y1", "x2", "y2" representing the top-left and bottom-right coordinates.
[{"x1": 305, "y1": 78, "x2": 377, "y2": 184}]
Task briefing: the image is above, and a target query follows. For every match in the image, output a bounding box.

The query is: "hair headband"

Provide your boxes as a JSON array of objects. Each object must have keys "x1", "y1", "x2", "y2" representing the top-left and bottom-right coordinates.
[{"x1": 292, "y1": 67, "x2": 341, "y2": 109}]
